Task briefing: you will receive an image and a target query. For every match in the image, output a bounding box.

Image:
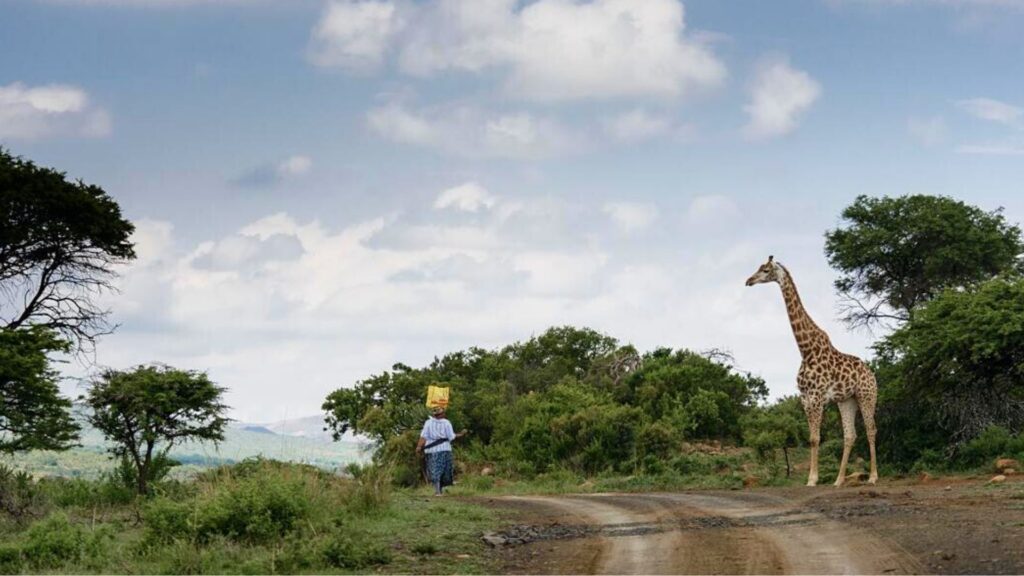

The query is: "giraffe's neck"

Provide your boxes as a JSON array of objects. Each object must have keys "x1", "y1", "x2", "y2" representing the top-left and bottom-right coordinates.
[{"x1": 777, "y1": 265, "x2": 831, "y2": 359}]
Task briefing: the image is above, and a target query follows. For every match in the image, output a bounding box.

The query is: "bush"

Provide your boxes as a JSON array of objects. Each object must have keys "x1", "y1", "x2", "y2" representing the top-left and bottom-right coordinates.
[
  {"x1": 320, "y1": 530, "x2": 391, "y2": 569},
  {"x1": 0, "y1": 465, "x2": 47, "y2": 520},
  {"x1": 142, "y1": 499, "x2": 194, "y2": 544},
  {"x1": 346, "y1": 463, "x2": 392, "y2": 515},
  {"x1": 39, "y1": 475, "x2": 135, "y2": 509},
  {"x1": 195, "y1": 473, "x2": 312, "y2": 543},
  {"x1": 958, "y1": 426, "x2": 1024, "y2": 468},
  {"x1": 0, "y1": 544, "x2": 23, "y2": 575},
  {"x1": 20, "y1": 512, "x2": 111, "y2": 570}
]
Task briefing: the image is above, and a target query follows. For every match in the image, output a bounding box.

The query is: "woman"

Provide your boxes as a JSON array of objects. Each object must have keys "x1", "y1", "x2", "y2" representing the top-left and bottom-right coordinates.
[{"x1": 415, "y1": 406, "x2": 466, "y2": 496}]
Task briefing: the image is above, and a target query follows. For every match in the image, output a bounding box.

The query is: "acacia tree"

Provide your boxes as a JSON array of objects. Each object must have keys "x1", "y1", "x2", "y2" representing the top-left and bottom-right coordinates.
[
  {"x1": 0, "y1": 327, "x2": 79, "y2": 453},
  {"x1": 825, "y1": 194, "x2": 1022, "y2": 330},
  {"x1": 85, "y1": 365, "x2": 230, "y2": 494},
  {"x1": 1, "y1": 148, "x2": 136, "y2": 351}
]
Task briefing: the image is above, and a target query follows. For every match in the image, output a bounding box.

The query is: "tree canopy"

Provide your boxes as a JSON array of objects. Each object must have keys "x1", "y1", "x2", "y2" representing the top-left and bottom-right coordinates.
[
  {"x1": 85, "y1": 365, "x2": 230, "y2": 494},
  {"x1": 876, "y1": 276, "x2": 1024, "y2": 448},
  {"x1": 824, "y1": 194, "x2": 1022, "y2": 329},
  {"x1": 324, "y1": 326, "x2": 768, "y2": 483},
  {"x1": 0, "y1": 148, "x2": 136, "y2": 350},
  {"x1": 0, "y1": 327, "x2": 80, "y2": 454}
]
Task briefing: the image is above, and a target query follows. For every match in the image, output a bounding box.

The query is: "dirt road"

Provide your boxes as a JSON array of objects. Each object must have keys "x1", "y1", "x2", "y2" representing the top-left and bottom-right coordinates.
[{"x1": 488, "y1": 480, "x2": 1024, "y2": 574}]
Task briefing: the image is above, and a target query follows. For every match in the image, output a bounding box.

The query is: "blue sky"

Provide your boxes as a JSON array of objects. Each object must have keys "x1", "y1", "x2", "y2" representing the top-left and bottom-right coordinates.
[{"x1": 2, "y1": 0, "x2": 1023, "y2": 421}]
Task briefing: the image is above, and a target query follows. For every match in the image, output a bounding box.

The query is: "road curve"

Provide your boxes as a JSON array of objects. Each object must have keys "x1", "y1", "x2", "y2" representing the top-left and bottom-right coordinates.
[{"x1": 501, "y1": 491, "x2": 923, "y2": 575}]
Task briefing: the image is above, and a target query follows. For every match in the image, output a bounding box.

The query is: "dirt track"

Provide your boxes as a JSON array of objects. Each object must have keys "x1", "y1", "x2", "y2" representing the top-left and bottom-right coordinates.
[{"x1": 486, "y1": 479, "x2": 1024, "y2": 574}]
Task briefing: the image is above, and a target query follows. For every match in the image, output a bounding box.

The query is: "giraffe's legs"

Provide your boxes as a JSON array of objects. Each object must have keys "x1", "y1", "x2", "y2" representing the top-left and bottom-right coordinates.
[
  {"x1": 858, "y1": 395, "x2": 879, "y2": 484},
  {"x1": 802, "y1": 399, "x2": 823, "y2": 487},
  {"x1": 834, "y1": 398, "x2": 859, "y2": 486}
]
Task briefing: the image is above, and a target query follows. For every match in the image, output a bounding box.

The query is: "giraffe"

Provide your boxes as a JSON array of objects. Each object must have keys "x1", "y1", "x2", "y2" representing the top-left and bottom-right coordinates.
[{"x1": 745, "y1": 256, "x2": 878, "y2": 486}]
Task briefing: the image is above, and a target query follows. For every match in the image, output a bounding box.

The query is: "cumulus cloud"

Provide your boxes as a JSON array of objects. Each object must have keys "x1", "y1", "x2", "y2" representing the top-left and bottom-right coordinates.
[
  {"x1": 308, "y1": 0, "x2": 401, "y2": 71},
  {"x1": 602, "y1": 109, "x2": 673, "y2": 143},
  {"x1": 366, "y1": 102, "x2": 584, "y2": 159},
  {"x1": 434, "y1": 182, "x2": 497, "y2": 212},
  {"x1": 232, "y1": 155, "x2": 313, "y2": 189},
  {"x1": 602, "y1": 202, "x2": 658, "y2": 233},
  {"x1": 742, "y1": 57, "x2": 821, "y2": 140},
  {"x1": 310, "y1": 0, "x2": 726, "y2": 102},
  {"x1": 957, "y1": 97, "x2": 1022, "y2": 126},
  {"x1": 0, "y1": 82, "x2": 111, "y2": 140},
  {"x1": 89, "y1": 187, "x2": 875, "y2": 422}
]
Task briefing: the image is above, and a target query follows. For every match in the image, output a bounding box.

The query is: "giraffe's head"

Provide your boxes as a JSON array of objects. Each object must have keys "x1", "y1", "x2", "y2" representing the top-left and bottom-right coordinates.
[{"x1": 745, "y1": 255, "x2": 784, "y2": 286}]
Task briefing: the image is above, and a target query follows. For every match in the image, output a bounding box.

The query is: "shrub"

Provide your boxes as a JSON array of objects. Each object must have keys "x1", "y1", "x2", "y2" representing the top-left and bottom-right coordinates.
[
  {"x1": 142, "y1": 499, "x2": 194, "y2": 544},
  {"x1": 958, "y1": 426, "x2": 1024, "y2": 468},
  {"x1": 0, "y1": 465, "x2": 47, "y2": 520},
  {"x1": 195, "y1": 473, "x2": 311, "y2": 543},
  {"x1": 320, "y1": 530, "x2": 391, "y2": 569},
  {"x1": 0, "y1": 544, "x2": 23, "y2": 575},
  {"x1": 20, "y1": 512, "x2": 112, "y2": 569},
  {"x1": 346, "y1": 463, "x2": 392, "y2": 515}
]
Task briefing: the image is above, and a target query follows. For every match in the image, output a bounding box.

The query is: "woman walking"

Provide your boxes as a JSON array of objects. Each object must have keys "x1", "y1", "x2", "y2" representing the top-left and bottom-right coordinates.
[{"x1": 415, "y1": 406, "x2": 465, "y2": 496}]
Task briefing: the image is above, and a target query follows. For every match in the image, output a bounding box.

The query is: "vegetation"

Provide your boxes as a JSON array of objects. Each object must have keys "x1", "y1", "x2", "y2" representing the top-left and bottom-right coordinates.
[
  {"x1": 325, "y1": 326, "x2": 769, "y2": 483},
  {"x1": 85, "y1": 365, "x2": 231, "y2": 495},
  {"x1": 0, "y1": 327, "x2": 79, "y2": 454},
  {"x1": 0, "y1": 148, "x2": 136, "y2": 351},
  {"x1": 0, "y1": 459, "x2": 499, "y2": 575},
  {"x1": 825, "y1": 194, "x2": 1022, "y2": 329}
]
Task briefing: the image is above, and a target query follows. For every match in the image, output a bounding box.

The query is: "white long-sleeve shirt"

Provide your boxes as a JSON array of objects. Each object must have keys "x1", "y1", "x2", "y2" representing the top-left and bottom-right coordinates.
[{"x1": 420, "y1": 417, "x2": 455, "y2": 454}]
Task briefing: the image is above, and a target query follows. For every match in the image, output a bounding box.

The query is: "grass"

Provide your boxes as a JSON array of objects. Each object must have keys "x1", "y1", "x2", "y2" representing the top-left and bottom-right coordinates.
[{"x1": 0, "y1": 459, "x2": 501, "y2": 575}]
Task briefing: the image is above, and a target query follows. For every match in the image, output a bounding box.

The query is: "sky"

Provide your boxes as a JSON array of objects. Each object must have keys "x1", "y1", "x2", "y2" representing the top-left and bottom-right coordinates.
[{"x1": 2, "y1": 0, "x2": 1023, "y2": 423}]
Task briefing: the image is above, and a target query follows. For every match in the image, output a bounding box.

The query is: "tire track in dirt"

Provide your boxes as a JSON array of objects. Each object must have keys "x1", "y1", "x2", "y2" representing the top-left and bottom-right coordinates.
[{"x1": 499, "y1": 492, "x2": 923, "y2": 574}]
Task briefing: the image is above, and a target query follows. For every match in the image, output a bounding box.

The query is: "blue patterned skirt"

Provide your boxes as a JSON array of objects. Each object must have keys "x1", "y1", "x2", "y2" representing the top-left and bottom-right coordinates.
[{"x1": 425, "y1": 451, "x2": 454, "y2": 489}]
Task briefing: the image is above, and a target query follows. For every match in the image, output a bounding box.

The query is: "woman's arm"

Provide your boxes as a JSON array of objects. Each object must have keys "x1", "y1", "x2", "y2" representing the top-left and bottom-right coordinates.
[{"x1": 415, "y1": 436, "x2": 426, "y2": 455}]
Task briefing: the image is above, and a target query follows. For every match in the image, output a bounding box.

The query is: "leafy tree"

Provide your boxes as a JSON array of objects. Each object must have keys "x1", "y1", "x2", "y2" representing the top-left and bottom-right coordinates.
[
  {"x1": 323, "y1": 326, "x2": 768, "y2": 481},
  {"x1": 0, "y1": 327, "x2": 79, "y2": 453},
  {"x1": 825, "y1": 194, "x2": 1022, "y2": 329},
  {"x1": 0, "y1": 149, "x2": 135, "y2": 350},
  {"x1": 876, "y1": 276, "x2": 1024, "y2": 451},
  {"x1": 85, "y1": 365, "x2": 230, "y2": 494},
  {"x1": 741, "y1": 397, "x2": 805, "y2": 477}
]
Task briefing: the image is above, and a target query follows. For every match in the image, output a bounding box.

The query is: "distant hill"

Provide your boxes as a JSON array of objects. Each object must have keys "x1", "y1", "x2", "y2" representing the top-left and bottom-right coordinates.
[
  {"x1": 233, "y1": 414, "x2": 345, "y2": 443},
  {"x1": 7, "y1": 412, "x2": 373, "y2": 479}
]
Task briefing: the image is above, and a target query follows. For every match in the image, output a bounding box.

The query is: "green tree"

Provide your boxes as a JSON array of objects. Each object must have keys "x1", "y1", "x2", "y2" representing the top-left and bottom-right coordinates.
[
  {"x1": 0, "y1": 149, "x2": 135, "y2": 350},
  {"x1": 85, "y1": 365, "x2": 230, "y2": 494},
  {"x1": 741, "y1": 397, "x2": 805, "y2": 477},
  {"x1": 876, "y1": 276, "x2": 1024, "y2": 451},
  {"x1": 825, "y1": 194, "x2": 1022, "y2": 329},
  {"x1": 0, "y1": 327, "x2": 79, "y2": 453}
]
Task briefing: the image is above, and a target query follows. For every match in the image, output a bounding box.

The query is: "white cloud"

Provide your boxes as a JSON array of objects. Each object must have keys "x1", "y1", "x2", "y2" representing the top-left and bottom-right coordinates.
[
  {"x1": 232, "y1": 155, "x2": 313, "y2": 188},
  {"x1": 907, "y1": 116, "x2": 948, "y2": 146},
  {"x1": 742, "y1": 56, "x2": 821, "y2": 140},
  {"x1": 309, "y1": 0, "x2": 401, "y2": 71},
  {"x1": 686, "y1": 195, "x2": 740, "y2": 224},
  {"x1": 88, "y1": 188, "x2": 878, "y2": 422},
  {"x1": 0, "y1": 82, "x2": 111, "y2": 140},
  {"x1": 602, "y1": 109, "x2": 672, "y2": 143},
  {"x1": 277, "y1": 155, "x2": 313, "y2": 177},
  {"x1": 366, "y1": 102, "x2": 584, "y2": 159},
  {"x1": 310, "y1": 0, "x2": 726, "y2": 102},
  {"x1": 957, "y1": 97, "x2": 1022, "y2": 126},
  {"x1": 602, "y1": 202, "x2": 658, "y2": 233},
  {"x1": 434, "y1": 182, "x2": 497, "y2": 212},
  {"x1": 956, "y1": 142, "x2": 1024, "y2": 155}
]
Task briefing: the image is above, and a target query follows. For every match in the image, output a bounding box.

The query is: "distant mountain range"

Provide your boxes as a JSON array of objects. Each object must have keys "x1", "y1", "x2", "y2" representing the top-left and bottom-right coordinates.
[
  {"x1": 8, "y1": 412, "x2": 373, "y2": 479},
  {"x1": 232, "y1": 414, "x2": 356, "y2": 443}
]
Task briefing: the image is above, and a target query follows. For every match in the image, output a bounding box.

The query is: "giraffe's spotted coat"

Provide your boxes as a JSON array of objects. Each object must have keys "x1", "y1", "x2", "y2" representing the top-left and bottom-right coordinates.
[{"x1": 746, "y1": 256, "x2": 879, "y2": 487}]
